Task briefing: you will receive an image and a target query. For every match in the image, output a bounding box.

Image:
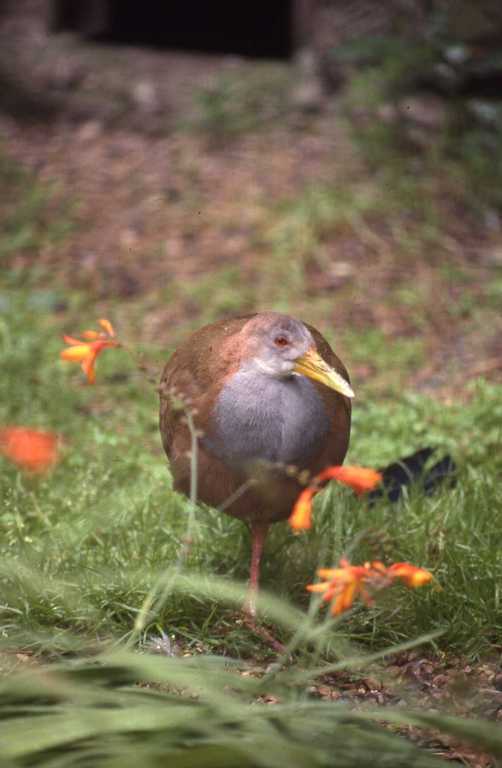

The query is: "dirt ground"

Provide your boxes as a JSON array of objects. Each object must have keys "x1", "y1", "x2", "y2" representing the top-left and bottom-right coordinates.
[{"x1": 2, "y1": 2, "x2": 502, "y2": 402}]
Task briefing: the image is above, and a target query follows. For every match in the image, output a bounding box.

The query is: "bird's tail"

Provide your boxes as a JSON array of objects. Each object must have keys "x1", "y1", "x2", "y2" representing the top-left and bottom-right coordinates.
[{"x1": 367, "y1": 447, "x2": 457, "y2": 504}]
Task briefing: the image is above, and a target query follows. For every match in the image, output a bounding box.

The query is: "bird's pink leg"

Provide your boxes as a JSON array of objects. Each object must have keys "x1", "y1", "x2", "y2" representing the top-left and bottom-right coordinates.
[
  {"x1": 241, "y1": 522, "x2": 286, "y2": 653},
  {"x1": 243, "y1": 521, "x2": 269, "y2": 618}
]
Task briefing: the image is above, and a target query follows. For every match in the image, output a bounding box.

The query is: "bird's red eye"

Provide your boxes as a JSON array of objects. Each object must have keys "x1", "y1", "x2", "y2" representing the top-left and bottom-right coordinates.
[{"x1": 274, "y1": 336, "x2": 289, "y2": 347}]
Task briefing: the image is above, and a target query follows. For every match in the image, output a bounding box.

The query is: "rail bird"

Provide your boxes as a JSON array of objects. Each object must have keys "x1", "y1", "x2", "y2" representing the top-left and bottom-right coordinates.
[{"x1": 159, "y1": 312, "x2": 353, "y2": 616}]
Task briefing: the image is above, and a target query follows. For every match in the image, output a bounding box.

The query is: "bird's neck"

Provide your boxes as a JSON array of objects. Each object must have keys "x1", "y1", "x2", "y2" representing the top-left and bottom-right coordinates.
[{"x1": 207, "y1": 368, "x2": 329, "y2": 467}]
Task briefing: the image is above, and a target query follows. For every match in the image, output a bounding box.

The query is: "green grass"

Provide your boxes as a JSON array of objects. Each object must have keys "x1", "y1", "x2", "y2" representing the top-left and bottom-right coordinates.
[
  {"x1": 4, "y1": 646, "x2": 502, "y2": 768},
  {"x1": 1, "y1": 291, "x2": 501, "y2": 661},
  {"x1": 1, "y1": 125, "x2": 502, "y2": 766},
  {"x1": 1, "y1": 143, "x2": 500, "y2": 662}
]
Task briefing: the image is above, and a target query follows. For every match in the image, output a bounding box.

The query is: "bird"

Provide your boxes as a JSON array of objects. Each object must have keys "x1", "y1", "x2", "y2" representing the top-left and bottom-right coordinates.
[{"x1": 159, "y1": 312, "x2": 353, "y2": 619}]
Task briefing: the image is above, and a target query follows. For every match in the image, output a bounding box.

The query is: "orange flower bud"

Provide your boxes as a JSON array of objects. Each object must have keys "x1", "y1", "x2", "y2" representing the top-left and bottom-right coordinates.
[
  {"x1": 317, "y1": 466, "x2": 383, "y2": 495},
  {"x1": 98, "y1": 318, "x2": 115, "y2": 337},
  {"x1": 388, "y1": 562, "x2": 433, "y2": 588},
  {"x1": 81, "y1": 330, "x2": 101, "y2": 340},
  {"x1": 289, "y1": 488, "x2": 315, "y2": 531}
]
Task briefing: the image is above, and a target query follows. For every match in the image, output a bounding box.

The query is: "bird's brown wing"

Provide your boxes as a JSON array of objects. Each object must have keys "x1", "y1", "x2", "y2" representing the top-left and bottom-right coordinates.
[{"x1": 159, "y1": 314, "x2": 257, "y2": 458}]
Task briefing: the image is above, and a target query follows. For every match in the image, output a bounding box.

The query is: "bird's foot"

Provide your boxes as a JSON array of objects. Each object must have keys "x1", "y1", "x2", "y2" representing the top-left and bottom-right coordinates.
[{"x1": 241, "y1": 612, "x2": 286, "y2": 655}]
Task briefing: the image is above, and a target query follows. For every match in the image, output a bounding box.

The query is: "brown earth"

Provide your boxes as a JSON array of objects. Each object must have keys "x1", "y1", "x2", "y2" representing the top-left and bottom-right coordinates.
[{"x1": 2, "y1": 3, "x2": 502, "y2": 398}]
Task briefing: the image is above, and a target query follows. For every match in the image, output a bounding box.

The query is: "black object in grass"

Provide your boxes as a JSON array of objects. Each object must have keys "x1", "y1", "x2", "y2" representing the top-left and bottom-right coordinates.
[{"x1": 369, "y1": 447, "x2": 457, "y2": 504}]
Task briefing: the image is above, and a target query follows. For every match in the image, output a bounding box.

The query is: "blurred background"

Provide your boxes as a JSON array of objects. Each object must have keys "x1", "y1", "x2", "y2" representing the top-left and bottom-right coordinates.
[{"x1": 2, "y1": 0, "x2": 502, "y2": 399}]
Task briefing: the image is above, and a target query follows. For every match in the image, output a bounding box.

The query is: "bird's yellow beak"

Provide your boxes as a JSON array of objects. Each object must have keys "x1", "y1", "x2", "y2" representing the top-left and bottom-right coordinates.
[{"x1": 293, "y1": 348, "x2": 354, "y2": 398}]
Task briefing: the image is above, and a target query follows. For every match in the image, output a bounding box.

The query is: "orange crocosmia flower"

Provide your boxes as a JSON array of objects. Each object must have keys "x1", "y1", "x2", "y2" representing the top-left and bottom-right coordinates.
[
  {"x1": 0, "y1": 427, "x2": 61, "y2": 473},
  {"x1": 60, "y1": 319, "x2": 119, "y2": 384},
  {"x1": 288, "y1": 465, "x2": 382, "y2": 532},
  {"x1": 307, "y1": 559, "x2": 374, "y2": 615},
  {"x1": 307, "y1": 558, "x2": 433, "y2": 616}
]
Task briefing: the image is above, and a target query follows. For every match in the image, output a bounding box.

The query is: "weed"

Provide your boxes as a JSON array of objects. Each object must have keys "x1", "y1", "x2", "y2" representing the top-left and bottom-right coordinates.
[{"x1": 4, "y1": 644, "x2": 501, "y2": 768}]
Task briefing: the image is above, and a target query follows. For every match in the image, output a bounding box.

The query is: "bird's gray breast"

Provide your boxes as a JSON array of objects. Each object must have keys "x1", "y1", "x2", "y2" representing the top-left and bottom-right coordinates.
[{"x1": 207, "y1": 370, "x2": 329, "y2": 467}]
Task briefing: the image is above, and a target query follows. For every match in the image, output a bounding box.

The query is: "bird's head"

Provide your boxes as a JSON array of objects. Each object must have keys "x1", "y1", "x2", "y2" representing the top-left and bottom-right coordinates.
[{"x1": 241, "y1": 313, "x2": 354, "y2": 398}]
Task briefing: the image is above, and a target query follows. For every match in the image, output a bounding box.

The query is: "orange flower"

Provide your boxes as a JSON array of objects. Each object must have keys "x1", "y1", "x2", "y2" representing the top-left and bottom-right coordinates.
[
  {"x1": 60, "y1": 319, "x2": 119, "y2": 384},
  {"x1": 0, "y1": 427, "x2": 61, "y2": 473},
  {"x1": 307, "y1": 558, "x2": 433, "y2": 616},
  {"x1": 289, "y1": 465, "x2": 382, "y2": 531}
]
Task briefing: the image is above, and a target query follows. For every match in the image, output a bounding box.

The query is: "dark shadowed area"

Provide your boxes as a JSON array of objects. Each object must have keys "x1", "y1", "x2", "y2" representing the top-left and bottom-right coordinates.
[{"x1": 53, "y1": 0, "x2": 295, "y2": 59}]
